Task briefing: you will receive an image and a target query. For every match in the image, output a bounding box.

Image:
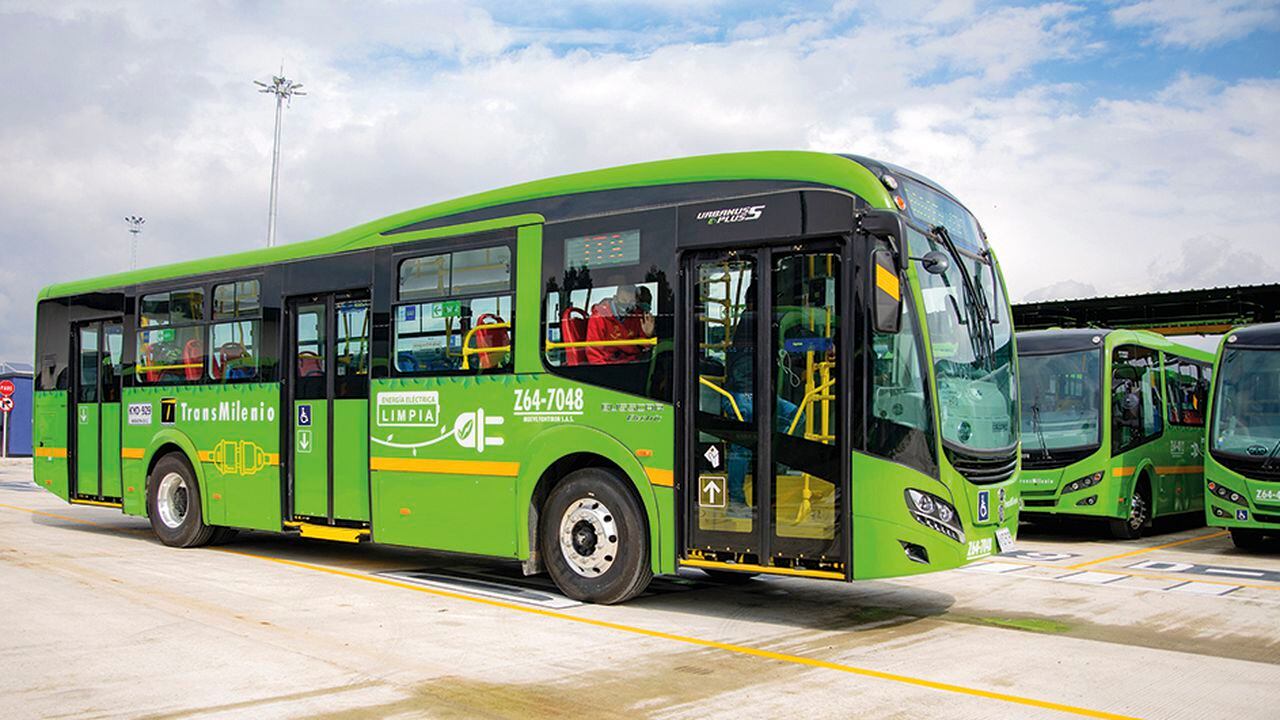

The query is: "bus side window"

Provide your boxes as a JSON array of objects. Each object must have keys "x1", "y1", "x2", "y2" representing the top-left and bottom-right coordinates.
[
  {"x1": 137, "y1": 286, "x2": 206, "y2": 385},
  {"x1": 394, "y1": 245, "x2": 513, "y2": 375},
  {"x1": 1111, "y1": 344, "x2": 1162, "y2": 453},
  {"x1": 541, "y1": 209, "x2": 676, "y2": 402},
  {"x1": 1164, "y1": 354, "x2": 1205, "y2": 427}
]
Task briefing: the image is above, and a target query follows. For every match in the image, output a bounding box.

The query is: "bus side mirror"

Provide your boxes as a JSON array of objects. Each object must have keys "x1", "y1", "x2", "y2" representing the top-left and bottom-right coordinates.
[{"x1": 871, "y1": 248, "x2": 902, "y2": 334}]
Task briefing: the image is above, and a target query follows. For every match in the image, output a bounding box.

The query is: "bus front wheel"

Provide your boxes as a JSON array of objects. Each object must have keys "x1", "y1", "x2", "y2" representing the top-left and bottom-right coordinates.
[
  {"x1": 541, "y1": 468, "x2": 652, "y2": 604},
  {"x1": 147, "y1": 453, "x2": 217, "y2": 548},
  {"x1": 1231, "y1": 528, "x2": 1267, "y2": 551},
  {"x1": 1109, "y1": 481, "x2": 1150, "y2": 540}
]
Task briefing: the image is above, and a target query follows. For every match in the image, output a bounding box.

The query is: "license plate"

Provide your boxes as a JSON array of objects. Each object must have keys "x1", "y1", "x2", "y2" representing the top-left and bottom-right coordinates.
[{"x1": 995, "y1": 527, "x2": 1016, "y2": 554}]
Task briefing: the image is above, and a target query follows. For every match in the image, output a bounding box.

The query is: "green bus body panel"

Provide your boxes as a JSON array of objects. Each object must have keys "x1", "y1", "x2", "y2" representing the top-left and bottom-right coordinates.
[
  {"x1": 368, "y1": 374, "x2": 673, "y2": 573},
  {"x1": 851, "y1": 453, "x2": 1020, "y2": 579},
  {"x1": 293, "y1": 400, "x2": 329, "y2": 518},
  {"x1": 1204, "y1": 333, "x2": 1280, "y2": 532},
  {"x1": 33, "y1": 391, "x2": 69, "y2": 500},
  {"x1": 333, "y1": 399, "x2": 370, "y2": 522},
  {"x1": 75, "y1": 404, "x2": 100, "y2": 496},
  {"x1": 36, "y1": 152, "x2": 893, "y2": 302},
  {"x1": 1020, "y1": 329, "x2": 1213, "y2": 521},
  {"x1": 100, "y1": 403, "x2": 123, "y2": 498},
  {"x1": 123, "y1": 385, "x2": 283, "y2": 531}
]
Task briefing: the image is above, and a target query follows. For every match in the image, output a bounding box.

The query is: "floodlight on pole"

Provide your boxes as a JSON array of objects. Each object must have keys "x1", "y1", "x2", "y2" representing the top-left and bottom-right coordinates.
[
  {"x1": 254, "y1": 67, "x2": 306, "y2": 248},
  {"x1": 124, "y1": 215, "x2": 145, "y2": 270}
]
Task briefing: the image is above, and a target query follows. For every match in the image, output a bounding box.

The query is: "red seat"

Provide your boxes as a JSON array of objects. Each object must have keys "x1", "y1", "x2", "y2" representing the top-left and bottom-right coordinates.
[
  {"x1": 297, "y1": 351, "x2": 323, "y2": 378},
  {"x1": 561, "y1": 306, "x2": 588, "y2": 366},
  {"x1": 473, "y1": 313, "x2": 510, "y2": 370},
  {"x1": 182, "y1": 339, "x2": 204, "y2": 381}
]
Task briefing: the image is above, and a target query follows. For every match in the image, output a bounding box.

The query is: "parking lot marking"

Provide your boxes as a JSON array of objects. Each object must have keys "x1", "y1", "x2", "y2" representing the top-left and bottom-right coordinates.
[
  {"x1": 1057, "y1": 571, "x2": 1128, "y2": 585},
  {"x1": 0, "y1": 501, "x2": 1139, "y2": 720},
  {"x1": 986, "y1": 558, "x2": 1280, "y2": 595},
  {"x1": 1065, "y1": 531, "x2": 1229, "y2": 570}
]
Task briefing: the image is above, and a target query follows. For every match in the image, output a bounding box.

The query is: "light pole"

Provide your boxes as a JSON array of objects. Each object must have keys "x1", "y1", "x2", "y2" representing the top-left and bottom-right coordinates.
[
  {"x1": 124, "y1": 215, "x2": 145, "y2": 270},
  {"x1": 254, "y1": 68, "x2": 306, "y2": 248}
]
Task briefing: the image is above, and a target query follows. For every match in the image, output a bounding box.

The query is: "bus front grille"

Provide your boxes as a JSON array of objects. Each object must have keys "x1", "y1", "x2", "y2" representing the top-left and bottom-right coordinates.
[{"x1": 945, "y1": 447, "x2": 1018, "y2": 485}]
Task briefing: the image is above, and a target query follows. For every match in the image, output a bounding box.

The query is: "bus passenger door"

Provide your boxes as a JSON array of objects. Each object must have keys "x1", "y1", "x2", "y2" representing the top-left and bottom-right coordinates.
[
  {"x1": 682, "y1": 246, "x2": 848, "y2": 576},
  {"x1": 288, "y1": 292, "x2": 372, "y2": 525},
  {"x1": 72, "y1": 319, "x2": 123, "y2": 501}
]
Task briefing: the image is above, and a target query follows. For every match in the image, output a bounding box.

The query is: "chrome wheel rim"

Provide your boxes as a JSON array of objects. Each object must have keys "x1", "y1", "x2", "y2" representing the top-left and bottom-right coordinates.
[
  {"x1": 156, "y1": 472, "x2": 190, "y2": 529},
  {"x1": 1128, "y1": 492, "x2": 1147, "y2": 531},
  {"x1": 559, "y1": 497, "x2": 619, "y2": 577}
]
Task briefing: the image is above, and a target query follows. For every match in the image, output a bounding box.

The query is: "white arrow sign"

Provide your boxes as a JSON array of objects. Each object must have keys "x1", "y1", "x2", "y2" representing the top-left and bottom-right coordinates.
[{"x1": 298, "y1": 429, "x2": 312, "y2": 454}]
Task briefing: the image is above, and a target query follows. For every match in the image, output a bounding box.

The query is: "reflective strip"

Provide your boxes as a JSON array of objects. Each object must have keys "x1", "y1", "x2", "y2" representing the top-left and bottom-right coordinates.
[
  {"x1": 198, "y1": 450, "x2": 215, "y2": 463},
  {"x1": 35, "y1": 447, "x2": 67, "y2": 458},
  {"x1": 1112, "y1": 467, "x2": 1135, "y2": 477},
  {"x1": 682, "y1": 557, "x2": 844, "y2": 580},
  {"x1": 1156, "y1": 465, "x2": 1204, "y2": 475},
  {"x1": 120, "y1": 448, "x2": 145, "y2": 460},
  {"x1": 370, "y1": 457, "x2": 520, "y2": 477},
  {"x1": 70, "y1": 498, "x2": 123, "y2": 509},
  {"x1": 875, "y1": 264, "x2": 900, "y2": 301},
  {"x1": 645, "y1": 467, "x2": 674, "y2": 487}
]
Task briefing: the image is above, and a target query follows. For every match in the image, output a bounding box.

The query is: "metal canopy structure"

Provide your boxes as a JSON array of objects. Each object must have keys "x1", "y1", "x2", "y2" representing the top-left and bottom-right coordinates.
[{"x1": 1013, "y1": 283, "x2": 1280, "y2": 336}]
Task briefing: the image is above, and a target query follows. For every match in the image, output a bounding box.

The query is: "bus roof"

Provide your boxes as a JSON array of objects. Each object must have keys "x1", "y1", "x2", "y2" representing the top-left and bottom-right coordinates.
[
  {"x1": 1223, "y1": 321, "x2": 1280, "y2": 350},
  {"x1": 1018, "y1": 327, "x2": 1214, "y2": 362},
  {"x1": 38, "y1": 150, "x2": 895, "y2": 301}
]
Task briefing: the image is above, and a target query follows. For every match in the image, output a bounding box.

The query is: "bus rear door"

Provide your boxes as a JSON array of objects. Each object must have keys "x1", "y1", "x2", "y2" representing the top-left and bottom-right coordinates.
[
  {"x1": 71, "y1": 319, "x2": 124, "y2": 503},
  {"x1": 287, "y1": 292, "x2": 372, "y2": 527}
]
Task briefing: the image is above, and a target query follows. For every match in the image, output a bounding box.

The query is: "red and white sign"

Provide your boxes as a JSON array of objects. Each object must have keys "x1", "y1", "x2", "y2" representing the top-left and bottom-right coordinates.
[
  {"x1": 0, "y1": 397, "x2": 13, "y2": 413},
  {"x1": 0, "y1": 380, "x2": 13, "y2": 397}
]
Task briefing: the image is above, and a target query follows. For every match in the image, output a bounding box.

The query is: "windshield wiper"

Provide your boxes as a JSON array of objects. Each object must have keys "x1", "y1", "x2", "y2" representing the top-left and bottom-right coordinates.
[
  {"x1": 1030, "y1": 399, "x2": 1052, "y2": 461},
  {"x1": 1262, "y1": 437, "x2": 1280, "y2": 470},
  {"x1": 931, "y1": 224, "x2": 995, "y2": 361}
]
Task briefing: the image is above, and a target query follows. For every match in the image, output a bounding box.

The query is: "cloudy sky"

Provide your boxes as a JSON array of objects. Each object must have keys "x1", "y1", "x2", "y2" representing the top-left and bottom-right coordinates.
[{"x1": 1, "y1": 0, "x2": 1278, "y2": 360}]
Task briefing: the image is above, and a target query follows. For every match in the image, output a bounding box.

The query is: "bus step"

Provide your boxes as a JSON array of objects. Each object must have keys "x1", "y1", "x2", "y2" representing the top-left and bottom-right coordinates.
[{"x1": 284, "y1": 521, "x2": 370, "y2": 543}]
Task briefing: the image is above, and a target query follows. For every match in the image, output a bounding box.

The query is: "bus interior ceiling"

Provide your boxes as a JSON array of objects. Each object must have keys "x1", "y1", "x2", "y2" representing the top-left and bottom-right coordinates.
[{"x1": 1012, "y1": 283, "x2": 1280, "y2": 336}]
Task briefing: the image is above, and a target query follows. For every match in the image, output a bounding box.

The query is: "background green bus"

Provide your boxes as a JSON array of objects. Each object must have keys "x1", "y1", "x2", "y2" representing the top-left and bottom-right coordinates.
[
  {"x1": 1018, "y1": 329, "x2": 1212, "y2": 538},
  {"x1": 1206, "y1": 322, "x2": 1280, "y2": 549},
  {"x1": 32, "y1": 151, "x2": 1019, "y2": 604}
]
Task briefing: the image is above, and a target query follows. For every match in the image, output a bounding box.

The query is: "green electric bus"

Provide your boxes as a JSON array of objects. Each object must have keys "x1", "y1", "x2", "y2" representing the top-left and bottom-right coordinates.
[
  {"x1": 32, "y1": 151, "x2": 1020, "y2": 604},
  {"x1": 1206, "y1": 322, "x2": 1280, "y2": 549},
  {"x1": 1017, "y1": 329, "x2": 1213, "y2": 539}
]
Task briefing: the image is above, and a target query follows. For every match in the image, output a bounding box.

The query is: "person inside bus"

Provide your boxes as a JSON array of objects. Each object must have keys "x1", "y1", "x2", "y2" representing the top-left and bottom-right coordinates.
[{"x1": 584, "y1": 281, "x2": 655, "y2": 364}]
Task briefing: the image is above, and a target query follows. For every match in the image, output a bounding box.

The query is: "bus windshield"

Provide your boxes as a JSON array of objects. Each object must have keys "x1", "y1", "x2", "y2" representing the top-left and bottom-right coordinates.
[
  {"x1": 904, "y1": 180, "x2": 1017, "y2": 454},
  {"x1": 1212, "y1": 347, "x2": 1280, "y2": 457},
  {"x1": 1018, "y1": 349, "x2": 1103, "y2": 453}
]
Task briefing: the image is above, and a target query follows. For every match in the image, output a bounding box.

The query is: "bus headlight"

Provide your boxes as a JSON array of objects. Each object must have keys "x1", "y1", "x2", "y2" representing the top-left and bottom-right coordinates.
[
  {"x1": 1207, "y1": 481, "x2": 1248, "y2": 507},
  {"x1": 1063, "y1": 472, "x2": 1104, "y2": 494},
  {"x1": 905, "y1": 489, "x2": 965, "y2": 543}
]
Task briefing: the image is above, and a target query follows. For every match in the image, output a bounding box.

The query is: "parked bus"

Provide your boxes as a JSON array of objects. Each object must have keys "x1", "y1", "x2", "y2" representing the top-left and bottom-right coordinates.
[
  {"x1": 32, "y1": 151, "x2": 1019, "y2": 603},
  {"x1": 1206, "y1": 322, "x2": 1280, "y2": 549},
  {"x1": 1017, "y1": 329, "x2": 1212, "y2": 538}
]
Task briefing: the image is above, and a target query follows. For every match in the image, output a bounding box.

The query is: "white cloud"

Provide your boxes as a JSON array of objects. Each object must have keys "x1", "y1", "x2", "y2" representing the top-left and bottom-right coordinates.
[
  {"x1": 1111, "y1": 0, "x2": 1280, "y2": 49},
  {"x1": 0, "y1": 2, "x2": 1277, "y2": 361}
]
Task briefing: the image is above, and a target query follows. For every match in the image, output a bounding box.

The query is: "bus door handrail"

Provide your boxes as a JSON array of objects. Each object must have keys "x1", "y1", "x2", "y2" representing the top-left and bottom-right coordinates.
[
  {"x1": 698, "y1": 376, "x2": 744, "y2": 422},
  {"x1": 460, "y1": 322, "x2": 512, "y2": 370}
]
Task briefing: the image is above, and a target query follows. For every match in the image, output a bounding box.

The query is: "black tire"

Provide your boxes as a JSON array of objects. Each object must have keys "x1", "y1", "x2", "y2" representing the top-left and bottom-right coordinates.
[
  {"x1": 1109, "y1": 480, "x2": 1150, "y2": 540},
  {"x1": 209, "y1": 527, "x2": 240, "y2": 545},
  {"x1": 700, "y1": 568, "x2": 758, "y2": 584},
  {"x1": 1231, "y1": 528, "x2": 1267, "y2": 551},
  {"x1": 540, "y1": 468, "x2": 652, "y2": 604},
  {"x1": 146, "y1": 453, "x2": 216, "y2": 548}
]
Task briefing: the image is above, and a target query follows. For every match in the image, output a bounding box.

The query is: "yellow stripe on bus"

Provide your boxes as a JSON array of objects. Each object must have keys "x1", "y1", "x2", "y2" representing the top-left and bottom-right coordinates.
[
  {"x1": 120, "y1": 448, "x2": 145, "y2": 460},
  {"x1": 1156, "y1": 465, "x2": 1204, "y2": 475},
  {"x1": 875, "y1": 264, "x2": 900, "y2": 301},
  {"x1": 34, "y1": 447, "x2": 67, "y2": 458},
  {"x1": 1112, "y1": 467, "x2": 1135, "y2": 477},
  {"x1": 370, "y1": 457, "x2": 520, "y2": 477},
  {"x1": 644, "y1": 467, "x2": 674, "y2": 487}
]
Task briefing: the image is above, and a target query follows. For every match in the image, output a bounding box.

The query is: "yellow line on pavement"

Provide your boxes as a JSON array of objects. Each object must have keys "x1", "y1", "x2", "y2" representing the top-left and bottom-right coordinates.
[
  {"x1": 0, "y1": 500, "x2": 1139, "y2": 720},
  {"x1": 1066, "y1": 531, "x2": 1230, "y2": 570}
]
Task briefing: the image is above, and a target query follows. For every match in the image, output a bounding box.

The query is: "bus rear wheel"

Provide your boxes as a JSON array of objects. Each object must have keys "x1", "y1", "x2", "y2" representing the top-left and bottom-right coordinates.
[
  {"x1": 541, "y1": 468, "x2": 652, "y2": 604},
  {"x1": 147, "y1": 453, "x2": 217, "y2": 548},
  {"x1": 1231, "y1": 528, "x2": 1267, "y2": 551},
  {"x1": 1109, "y1": 483, "x2": 1149, "y2": 540}
]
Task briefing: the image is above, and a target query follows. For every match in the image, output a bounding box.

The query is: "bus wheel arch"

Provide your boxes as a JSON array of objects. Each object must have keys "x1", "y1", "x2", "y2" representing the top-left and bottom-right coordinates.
[
  {"x1": 146, "y1": 450, "x2": 217, "y2": 548},
  {"x1": 537, "y1": 463, "x2": 654, "y2": 604},
  {"x1": 1110, "y1": 469, "x2": 1153, "y2": 540},
  {"x1": 525, "y1": 452, "x2": 651, "y2": 576},
  {"x1": 143, "y1": 433, "x2": 208, "y2": 519}
]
